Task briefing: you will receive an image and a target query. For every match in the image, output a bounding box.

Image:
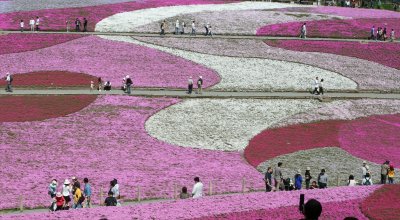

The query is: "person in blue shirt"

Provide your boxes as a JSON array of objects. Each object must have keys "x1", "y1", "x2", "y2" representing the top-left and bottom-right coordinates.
[
  {"x1": 294, "y1": 170, "x2": 303, "y2": 190},
  {"x1": 83, "y1": 178, "x2": 92, "y2": 208}
]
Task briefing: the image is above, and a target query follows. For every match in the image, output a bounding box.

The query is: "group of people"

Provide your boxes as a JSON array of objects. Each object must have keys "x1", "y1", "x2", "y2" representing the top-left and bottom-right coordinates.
[
  {"x1": 264, "y1": 160, "x2": 396, "y2": 193},
  {"x1": 187, "y1": 76, "x2": 203, "y2": 94},
  {"x1": 48, "y1": 177, "x2": 92, "y2": 211},
  {"x1": 369, "y1": 26, "x2": 395, "y2": 41},
  {"x1": 312, "y1": 77, "x2": 324, "y2": 95},
  {"x1": 90, "y1": 76, "x2": 133, "y2": 94},
  {"x1": 161, "y1": 20, "x2": 213, "y2": 37},
  {"x1": 19, "y1": 17, "x2": 40, "y2": 32},
  {"x1": 67, "y1": 18, "x2": 88, "y2": 32},
  {"x1": 179, "y1": 177, "x2": 204, "y2": 199}
]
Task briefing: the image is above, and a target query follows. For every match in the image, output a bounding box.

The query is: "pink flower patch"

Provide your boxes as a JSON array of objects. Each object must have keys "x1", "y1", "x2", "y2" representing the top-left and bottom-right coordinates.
[
  {"x1": 264, "y1": 40, "x2": 400, "y2": 70},
  {"x1": 360, "y1": 184, "x2": 400, "y2": 219}
]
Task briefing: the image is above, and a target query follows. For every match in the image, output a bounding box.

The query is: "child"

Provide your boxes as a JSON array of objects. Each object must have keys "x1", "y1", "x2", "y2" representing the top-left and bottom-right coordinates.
[
  {"x1": 179, "y1": 187, "x2": 190, "y2": 199},
  {"x1": 310, "y1": 181, "x2": 318, "y2": 189},
  {"x1": 105, "y1": 191, "x2": 117, "y2": 206},
  {"x1": 388, "y1": 165, "x2": 395, "y2": 184}
]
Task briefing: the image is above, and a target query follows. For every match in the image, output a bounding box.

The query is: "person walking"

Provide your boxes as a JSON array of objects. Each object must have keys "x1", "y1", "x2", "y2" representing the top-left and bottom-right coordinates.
[
  {"x1": 191, "y1": 177, "x2": 203, "y2": 198},
  {"x1": 370, "y1": 26, "x2": 375, "y2": 40},
  {"x1": 317, "y1": 169, "x2": 328, "y2": 189},
  {"x1": 48, "y1": 179, "x2": 58, "y2": 198},
  {"x1": 312, "y1": 77, "x2": 319, "y2": 95},
  {"x1": 160, "y1": 20, "x2": 166, "y2": 35},
  {"x1": 390, "y1": 29, "x2": 395, "y2": 42},
  {"x1": 5, "y1": 73, "x2": 13, "y2": 92},
  {"x1": 273, "y1": 162, "x2": 283, "y2": 191},
  {"x1": 300, "y1": 23, "x2": 306, "y2": 38},
  {"x1": 196, "y1": 76, "x2": 203, "y2": 94},
  {"x1": 35, "y1": 16, "x2": 40, "y2": 31},
  {"x1": 294, "y1": 170, "x2": 303, "y2": 190},
  {"x1": 191, "y1": 21, "x2": 196, "y2": 36},
  {"x1": 73, "y1": 182, "x2": 83, "y2": 209},
  {"x1": 110, "y1": 179, "x2": 120, "y2": 206},
  {"x1": 208, "y1": 25, "x2": 213, "y2": 37},
  {"x1": 305, "y1": 167, "x2": 312, "y2": 189},
  {"x1": 361, "y1": 161, "x2": 370, "y2": 179},
  {"x1": 83, "y1": 178, "x2": 92, "y2": 208},
  {"x1": 75, "y1": 18, "x2": 81, "y2": 32},
  {"x1": 204, "y1": 23, "x2": 209, "y2": 36},
  {"x1": 66, "y1": 20, "x2": 70, "y2": 32},
  {"x1": 126, "y1": 75, "x2": 133, "y2": 95},
  {"x1": 20, "y1": 20, "x2": 24, "y2": 32},
  {"x1": 83, "y1": 18, "x2": 88, "y2": 32},
  {"x1": 62, "y1": 179, "x2": 72, "y2": 209},
  {"x1": 187, "y1": 77, "x2": 193, "y2": 94},
  {"x1": 181, "y1": 21, "x2": 185, "y2": 34},
  {"x1": 318, "y1": 79, "x2": 324, "y2": 96},
  {"x1": 381, "y1": 161, "x2": 389, "y2": 184},
  {"x1": 29, "y1": 18, "x2": 35, "y2": 31},
  {"x1": 264, "y1": 167, "x2": 273, "y2": 192},
  {"x1": 388, "y1": 165, "x2": 395, "y2": 184},
  {"x1": 97, "y1": 77, "x2": 103, "y2": 91},
  {"x1": 175, "y1": 19, "x2": 180, "y2": 35}
]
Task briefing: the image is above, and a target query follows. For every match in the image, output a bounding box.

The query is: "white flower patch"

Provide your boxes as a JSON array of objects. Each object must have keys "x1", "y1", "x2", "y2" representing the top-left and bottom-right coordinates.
[
  {"x1": 101, "y1": 36, "x2": 357, "y2": 91},
  {"x1": 95, "y1": 2, "x2": 313, "y2": 32},
  {"x1": 145, "y1": 99, "x2": 317, "y2": 151}
]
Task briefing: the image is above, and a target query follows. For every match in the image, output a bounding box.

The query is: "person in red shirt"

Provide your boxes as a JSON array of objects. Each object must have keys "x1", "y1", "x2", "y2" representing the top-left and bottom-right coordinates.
[{"x1": 55, "y1": 192, "x2": 65, "y2": 211}]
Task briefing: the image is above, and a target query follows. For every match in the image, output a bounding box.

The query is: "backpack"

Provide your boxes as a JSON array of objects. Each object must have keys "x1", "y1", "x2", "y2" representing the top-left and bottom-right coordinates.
[{"x1": 364, "y1": 178, "x2": 371, "y2": 185}]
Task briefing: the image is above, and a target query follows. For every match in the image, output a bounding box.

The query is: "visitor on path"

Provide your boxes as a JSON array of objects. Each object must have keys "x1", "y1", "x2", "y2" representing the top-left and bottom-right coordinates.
[
  {"x1": 310, "y1": 181, "x2": 318, "y2": 189},
  {"x1": 300, "y1": 23, "x2": 306, "y2": 39},
  {"x1": 75, "y1": 18, "x2": 81, "y2": 32},
  {"x1": 66, "y1": 20, "x2": 70, "y2": 32},
  {"x1": 48, "y1": 179, "x2": 58, "y2": 198},
  {"x1": 97, "y1": 77, "x2": 103, "y2": 91},
  {"x1": 381, "y1": 160, "x2": 389, "y2": 184},
  {"x1": 20, "y1": 20, "x2": 24, "y2": 32},
  {"x1": 273, "y1": 162, "x2": 283, "y2": 191},
  {"x1": 390, "y1": 29, "x2": 395, "y2": 42},
  {"x1": 318, "y1": 79, "x2": 324, "y2": 96},
  {"x1": 90, "y1": 81, "x2": 94, "y2": 91},
  {"x1": 196, "y1": 76, "x2": 203, "y2": 94},
  {"x1": 317, "y1": 169, "x2": 328, "y2": 189},
  {"x1": 55, "y1": 192, "x2": 65, "y2": 211},
  {"x1": 104, "y1": 81, "x2": 112, "y2": 91},
  {"x1": 187, "y1": 77, "x2": 193, "y2": 94},
  {"x1": 361, "y1": 161, "x2": 370, "y2": 179},
  {"x1": 179, "y1": 187, "x2": 190, "y2": 199},
  {"x1": 83, "y1": 18, "x2": 88, "y2": 32},
  {"x1": 388, "y1": 165, "x2": 395, "y2": 184},
  {"x1": 312, "y1": 77, "x2": 319, "y2": 95},
  {"x1": 35, "y1": 16, "x2": 40, "y2": 31},
  {"x1": 126, "y1": 75, "x2": 133, "y2": 95},
  {"x1": 294, "y1": 170, "x2": 303, "y2": 190},
  {"x1": 83, "y1": 178, "x2": 92, "y2": 208},
  {"x1": 110, "y1": 179, "x2": 120, "y2": 206},
  {"x1": 264, "y1": 167, "x2": 273, "y2": 192},
  {"x1": 383, "y1": 27, "x2": 387, "y2": 41},
  {"x1": 160, "y1": 20, "x2": 166, "y2": 35},
  {"x1": 175, "y1": 20, "x2": 180, "y2": 35},
  {"x1": 29, "y1": 18, "x2": 35, "y2": 31},
  {"x1": 204, "y1": 23, "x2": 209, "y2": 36},
  {"x1": 208, "y1": 25, "x2": 213, "y2": 37},
  {"x1": 73, "y1": 182, "x2": 84, "y2": 209},
  {"x1": 303, "y1": 199, "x2": 322, "y2": 220},
  {"x1": 5, "y1": 73, "x2": 13, "y2": 92},
  {"x1": 71, "y1": 176, "x2": 79, "y2": 195},
  {"x1": 348, "y1": 175, "x2": 357, "y2": 186},
  {"x1": 191, "y1": 21, "x2": 196, "y2": 36},
  {"x1": 192, "y1": 177, "x2": 203, "y2": 198},
  {"x1": 305, "y1": 167, "x2": 312, "y2": 189},
  {"x1": 121, "y1": 77, "x2": 126, "y2": 92},
  {"x1": 362, "y1": 173, "x2": 373, "y2": 185},
  {"x1": 370, "y1": 26, "x2": 375, "y2": 40},
  {"x1": 62, "y1": 179, "x2": 72, "y2": 209},
  {"x1": 181, "y1": 21, "x2": 185, "y2": 34},
  {"x1": 105, "y1": 191, "x2": 117, "y2": 206}
]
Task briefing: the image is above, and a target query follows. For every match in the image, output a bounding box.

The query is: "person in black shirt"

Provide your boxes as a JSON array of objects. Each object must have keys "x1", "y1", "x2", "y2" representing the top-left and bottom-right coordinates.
[
  {"x1": 104, "y1": 192, "x2": 117, "y2": 206},
  {"x1": 264, "y1": 167, "x2": 273, "y2": 192},
  {"x1": 83, "y1": 18, "x2": 88, "y2": 32}
]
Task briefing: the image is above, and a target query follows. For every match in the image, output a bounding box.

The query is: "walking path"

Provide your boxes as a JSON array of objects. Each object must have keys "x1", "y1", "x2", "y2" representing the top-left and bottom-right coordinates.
[
  {"x1": 1, "y1": 89, "x2": 400, "y2": 100},
  {"x1": 1, "y1": 30, "x2": 399, "y2": 43}
]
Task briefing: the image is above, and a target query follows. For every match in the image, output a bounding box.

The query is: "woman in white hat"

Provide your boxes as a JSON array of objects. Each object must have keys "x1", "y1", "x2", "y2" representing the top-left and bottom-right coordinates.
[
  {"x1": 62, "y1": 179, "x2": 72, "y2": 209},
  {"x1": 55, "y1": 192, "x2": 65, "y2": 211}
]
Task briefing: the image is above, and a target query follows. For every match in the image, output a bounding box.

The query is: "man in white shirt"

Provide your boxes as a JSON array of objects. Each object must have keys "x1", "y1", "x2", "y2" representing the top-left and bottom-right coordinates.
[
  {"x1": 301, "y1": 23, "x2": 306, "y2": 38},
  {"x1": 5, "y1": 73, "x2": 13, "y2": 92},
  {"x1": 192, "y1": 177, "x2": 203, "y2": 198},
  {"x1": 175, "y1": 20, "x2": 179, "y2": 35},
  {"x1": 20, "y1": 20, "x2": 24, "y2": 32},
  {"x1": 312, "y1": 77, "x2": 319, "y2": 95},
  {"x1": 191, "y1": 21, "x2": 196, "y2": 36},
  {"x1": 361, "y1": 161, "x2": 370, "y2": 179},
  {"x1": 29, "y1": 18, "x2": 35, "y2": 31}
]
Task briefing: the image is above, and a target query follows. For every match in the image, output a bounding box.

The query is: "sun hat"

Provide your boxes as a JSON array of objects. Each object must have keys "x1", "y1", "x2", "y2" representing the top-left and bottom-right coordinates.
[
  {"x1": 362, "y1": 161, "x2": 367, "y2": 164},
  {"x1": 71, "y1": 176, "x2": 76, "y2": 180},
  {"x1": 56, "y1": 192, "x2": 62, "y2": 198},
  {"x1": 306, "y1": 167, "x2": 310, "y2": 171},
  {"x1": 200, "y1": 76, "x2": 202, "y2": 79},
  {"x1": 297, "y1": 169, "x2": 301, "y2": 174},
  {"x1": 64, "y1": 179, "x2": 70, "y2": 185}
]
